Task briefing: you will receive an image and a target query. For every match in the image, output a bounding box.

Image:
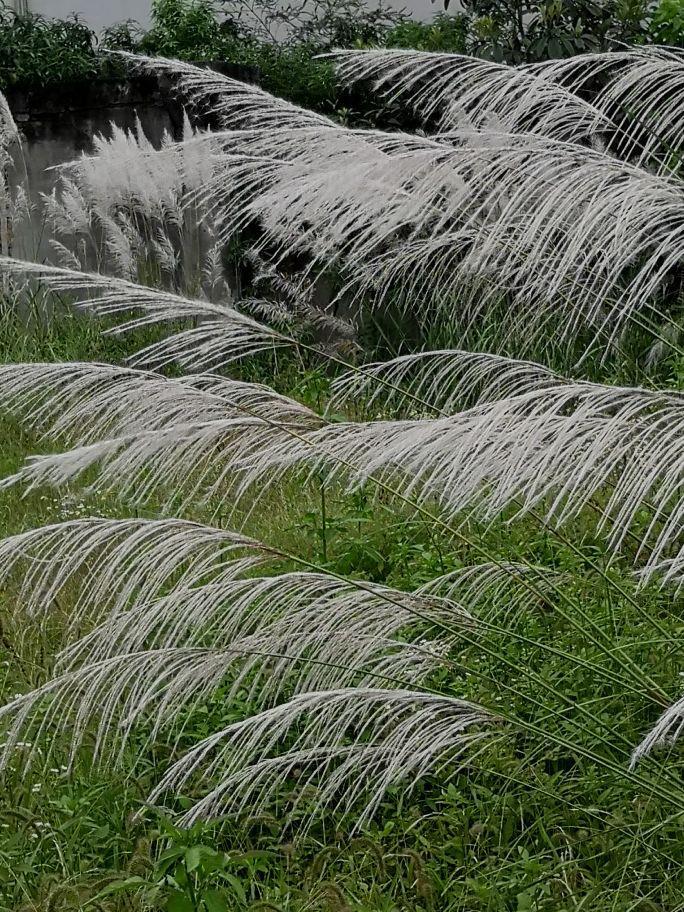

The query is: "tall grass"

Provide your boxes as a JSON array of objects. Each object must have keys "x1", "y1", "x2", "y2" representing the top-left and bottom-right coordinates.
[{"x1": 0, "y1": 46, "x2": 683, "y2": 909}]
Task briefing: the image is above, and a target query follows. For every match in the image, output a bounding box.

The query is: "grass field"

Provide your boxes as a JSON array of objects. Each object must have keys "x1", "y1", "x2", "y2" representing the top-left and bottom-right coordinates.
[
  {"x1": 0, "y1": 302, "x2": 682, "y2": 912},
  {"x1": 3, "y1": 31, "x2": 684, "y2": 912}
]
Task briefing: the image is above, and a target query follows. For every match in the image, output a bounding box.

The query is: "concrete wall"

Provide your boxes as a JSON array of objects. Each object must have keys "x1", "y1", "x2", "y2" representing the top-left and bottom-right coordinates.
[{"x1": 6, "y1": 74, "x2": 181, "y2": 259}]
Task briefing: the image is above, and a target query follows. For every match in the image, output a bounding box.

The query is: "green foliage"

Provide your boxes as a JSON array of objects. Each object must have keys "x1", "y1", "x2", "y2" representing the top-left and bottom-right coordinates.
[
  {"x1": 103, "y1": 0, "x2": 342, "y2": 112},
  {"x1": 272, "y1": 0, "x2": 407, "y2": 48},
  {"x1": 458, "y1": 0, "x2": 651, "y2": 62},
  {"x1": 229, "y1": 41, "x2": 340, "y2": 112},
  {"x1": 0, "y1": 0, "x2": 666, "y2": 102},
  {"x1": 127, "y1": 0, "x2": 415, "y2": 113},
  {"x1": 0, "y1": 2, "x2": 98, "y2": 89},
  {"x1": 385, "y1": 14, "x2": 470, "y2": 52},
  {"x1": 89, "y1": 817, "x2": 254, "y2": 911},
  {"x1": 139, "y1": 0, "x2": 240, "y2": 60},
  {"x1": 650, "y1": 0, "x2": 684, "y2": 43}
]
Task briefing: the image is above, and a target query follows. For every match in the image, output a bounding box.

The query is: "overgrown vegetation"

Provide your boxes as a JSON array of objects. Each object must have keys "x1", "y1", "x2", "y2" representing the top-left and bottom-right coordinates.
[
  {"x1": 0, "y1": 0, "x2": 683, "y2": 106},
  {"x1": 2, "y1": 29, "x2": 684, "y2": 912}
]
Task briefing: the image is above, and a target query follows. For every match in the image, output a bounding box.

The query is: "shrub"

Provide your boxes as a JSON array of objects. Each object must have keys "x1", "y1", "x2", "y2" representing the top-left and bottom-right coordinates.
[
  {"x1": 458, "y1": 0, "x2": 652, "y2": 61},
  {"x1": 139, "y1": 0, "x2": 240, "y2": 59},
  {"x1": 0, "y1": 3, "x2": 98, "y2": 88},
  {"x1": 651, "y1": 0, "x2": 684, "y2": 43},
  {"x1": 385, "y1": 14, "x2": 470, "y2": 52}
]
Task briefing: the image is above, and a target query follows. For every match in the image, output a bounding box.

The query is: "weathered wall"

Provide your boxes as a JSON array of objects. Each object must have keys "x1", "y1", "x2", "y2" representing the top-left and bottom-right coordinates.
[{"x1": 6, "y1": 74, "x2": 184, "y2": 260}]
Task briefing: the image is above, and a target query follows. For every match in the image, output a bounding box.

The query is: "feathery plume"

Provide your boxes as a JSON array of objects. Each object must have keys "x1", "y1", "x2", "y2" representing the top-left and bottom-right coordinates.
[
  {"x1": 59, "y1": 569, "x2": 470, "y2": 675},
  {"x1": 0, "y1": 256, "x2": 290, "y2": 366},
  {"x1": 0, "y1": 517, "x2": 269, "y2": 633},
  {"x1": 332, "y1": 349, "x2": 564, "y2": 414},
  {"x1": 0, "y1": 361, "x2": 320, "y2": 445},
  {"x1": 188, "y1": 126, "x2": 684, "y2": 354},
  {"x1": 632, "y1": 695, "x2": 684, "y2": 767},
  {"x1": 327, "y1": 49, "x2": 610, "y2": 140},
  {"x1": 222, "y1": 380, "x2": 684, "y2": 587},
  {"x1": 113, "y1": 52, "x2": 333, "y2": 131},
  {"x1": 532, "y1": 47, "x2": 684, "y2": 170},
  {"x1": 150, "y1": 689, "x2": 494, "y2": 828}
]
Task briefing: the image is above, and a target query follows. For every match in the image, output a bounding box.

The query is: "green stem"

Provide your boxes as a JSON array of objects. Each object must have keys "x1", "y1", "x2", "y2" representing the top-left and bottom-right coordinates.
[{"x1": 319, "y1": 472, "x2": 328, "y2": 563}]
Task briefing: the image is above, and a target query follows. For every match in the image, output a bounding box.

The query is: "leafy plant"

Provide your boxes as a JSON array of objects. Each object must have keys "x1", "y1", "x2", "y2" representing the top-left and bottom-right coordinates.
[
  {"x1": 385, "y1": 14, "x2": 470, "y2": 52},
  {"x1": 0, "y1": 3, "x2": 98, "y2": 89},
  {"x1": 448, "y1": 0, "x2": 652, "y2": 61},
  {"x1": 139, "y1": 0, "x2": 241, "y2": 59},
  {"x1": 650, "y1": 0, "x2": 684, "y2": 42},
  {"x1": 91, "y1": 817, "x2": 253, "y2": 911}
]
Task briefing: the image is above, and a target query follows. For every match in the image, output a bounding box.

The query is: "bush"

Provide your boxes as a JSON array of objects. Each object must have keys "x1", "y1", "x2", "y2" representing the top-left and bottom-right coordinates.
[
  {"x1": 459, "y1": 0, "x2": 651, "y2": 62},
  {"x1": 385, "y1": 14, "x2": 470, "y2": 52},
  {"x1": 138, "y1": 0, "x2": 240, "y2": 59},
  {"x1": 0, "y1": 3, "x2": 98, "y2": 88},
  {"x1": 650, "y1": 0, "x2": 684, "y2": 43},
  {"x1": 0, "y1": 0, "x2": 667, "y2": 103}
]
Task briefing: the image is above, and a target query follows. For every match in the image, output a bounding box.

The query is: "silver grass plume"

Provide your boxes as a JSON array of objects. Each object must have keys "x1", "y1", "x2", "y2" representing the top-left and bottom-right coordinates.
[
  {"x1": 25, "y1": 50, "x2": 684, "y2": 359},
  {"x1": 532, "y1": 47, "x2": 684, "y2": 171},
  {"x1": 55, "y1": 115, "x2": 210, "y2": 219},
  {"x1": 332, "y1": 349, "x2": 684, "y2": 583},
  {"x1": 148, "y1": 689, "x2": 495, "y2": 829},
  {"x1": 0, "y1": 683, "x2": 493, "y2": 829},
  {"x1": 88, "y1": 59, "x2": 632, "y2": 353},
  {"x1": 335, "y1": 131, "x2": 684, "y2": 352},
  {"x1": 58, "y1": 570, "x2": 471, "y2": 679},
  {"x1": 0, "y1": 582, "x2": 465, "y2": 772},
  {"x1": 0, "y1": 91, "x2": 18, "y2": 146},
  {"x1": 419, "y1": 561, "x2": 563, "y2": 626},
  {"x1": 0, "y1": 507, "x2": 481, "y2": 826},
  {"x1": 632, "y1": 694, "x2": 684, "y2": 767},
  {"x1": 114, "y1": 52, "x2": 334, "y2": 131},
  {"x1": 2, "y1": 358, "x2": 682, "y2": 587},
  {"x1": 327, "y1": 48, "x2": 610, "y2": 140},
  {"x1": 36, "y1": 55, "x2": 684, "y2": 356},
  {"x1": 0, "y1": 256, "x2": 294, "y2": 370},
  {"x1": 0, "y1": 517, "x2": 270, "y2": 634},
  {"x1": 332, "y1": 348, "x2": 564, "y2": 414},
  {"x1": 208, "y1": 376, "x2": 684, "y2": 589},
  {"x1": 0, "y1": 361, "x2": 323, "y2": 511},
  {"x1": 0, "y1": 361, "x2": 319, "y2": 442},
  {"x1": 182, "y1": 125, "x2": 684, "y2": 353},
  {"x1": 43, "y1": 114, "x2": 223, "y2": 293}
]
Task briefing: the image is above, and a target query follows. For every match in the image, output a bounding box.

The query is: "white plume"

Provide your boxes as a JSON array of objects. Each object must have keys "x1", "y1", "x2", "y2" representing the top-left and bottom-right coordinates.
[
  {"x1": 532, "y1": 47, "x2": 684, "y2": 170},
  {"x1": 188, "y1": 126, "x2": 684, "y2": 354},
  {"x1": 224, "y1": 380, "x2": 684, "y2": 588},
  {"x1": 332, "y1": 348, "x2": 564, "y2": 414},
  {"x1": 632, "y1": 694, "x2": 684, "y2": 767},
  {"x1": 0, "y1": 361, "x2": 320, "y2": 444},
  {"x1": 150, "y1": 689, "x2": 494, "y2": 828},
  {"x1": 0, "y1": 517, "x2": 269, "y2": 633},
  {"x1": 114, "y1": 52, "x2": 333, "y2": 131},
  {"x1": 327, "y1": 48, "x2": 610, "y2": 140},
  {"x1": 0, "y1": 257, "x2": 289, "y2": 366}
]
